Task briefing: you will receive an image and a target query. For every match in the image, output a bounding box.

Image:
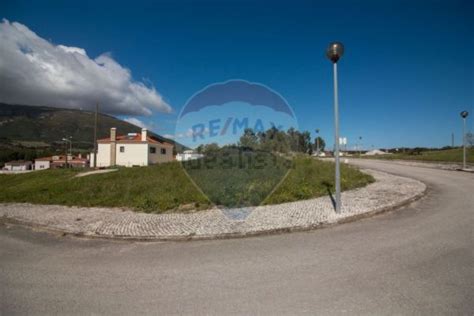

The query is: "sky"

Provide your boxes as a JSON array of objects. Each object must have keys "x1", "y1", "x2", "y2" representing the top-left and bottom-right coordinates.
[{"x1": 1, "y1": 0, "x2": 473, "y2": 149}]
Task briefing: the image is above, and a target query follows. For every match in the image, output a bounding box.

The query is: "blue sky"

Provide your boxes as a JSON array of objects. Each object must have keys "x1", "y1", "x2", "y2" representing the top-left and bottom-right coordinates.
[{"x1": 2, "y1": 0, "x2": 473, "y2": 149}]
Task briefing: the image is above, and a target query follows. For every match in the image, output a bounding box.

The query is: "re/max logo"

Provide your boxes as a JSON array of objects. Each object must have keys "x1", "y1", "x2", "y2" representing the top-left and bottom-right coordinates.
[{"x1": 191, "y1": 117, "x2": 283, "y2": 142}]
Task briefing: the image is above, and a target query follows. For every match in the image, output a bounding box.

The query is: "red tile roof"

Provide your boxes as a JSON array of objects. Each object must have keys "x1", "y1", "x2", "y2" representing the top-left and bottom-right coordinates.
[
  {"x1": 98, "y1": 134, "x2": 173, "y2": 146},
  {"x1": 5, "y1": 160, "x2": 32, "y2": 165},
  {"x1": 35, "y1": 156, "x2": 88, "y2": 163}
]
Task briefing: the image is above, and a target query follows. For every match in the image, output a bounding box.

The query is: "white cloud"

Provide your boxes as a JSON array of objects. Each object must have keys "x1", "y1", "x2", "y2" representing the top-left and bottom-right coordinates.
[
  {"x1": 162, "y1": 134, "x2": 175, "y2": 139},
  {"x1": 0, "y1": 19, "x2": 172, "y2": 116}
]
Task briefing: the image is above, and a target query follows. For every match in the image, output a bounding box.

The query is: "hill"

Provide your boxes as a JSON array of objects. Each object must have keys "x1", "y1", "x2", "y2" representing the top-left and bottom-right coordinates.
[
  {"x1": 0, "y1": 103, "x2": 180, "y2": 147},
  {"x1": 0, "y1": 103, "x2": 186, "y2": 165}
]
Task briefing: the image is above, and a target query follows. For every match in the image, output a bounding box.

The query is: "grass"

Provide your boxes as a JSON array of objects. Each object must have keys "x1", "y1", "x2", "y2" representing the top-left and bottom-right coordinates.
[
  {"x1": 0, "y1": 152, "x2": 374, "y2": 213},
  {"x1": 0, "y1": 162, "x2": 209, "y2": 213},
  {"x1": 265, "y1": 156, "x2": 375, "y2": 205},
  {"x1": 360, "y1": 148, "x2": 474, "y2": 164},
  {"x1": 182, "y1": 149, "x2": 292, "y2": 208}
]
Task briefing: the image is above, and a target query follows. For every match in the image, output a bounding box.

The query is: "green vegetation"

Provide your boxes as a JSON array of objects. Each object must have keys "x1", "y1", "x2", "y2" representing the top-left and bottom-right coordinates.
[
  {"x1": 362, "y1": 147, "x2": 474, "y2": 164},
  {"x1": 265, "y1": 156, "x2": 374, "y2": 205},
  {"x1": 0, "y1": 154, "x2": 374, "y2": 213},
  {"x1": 0, "y1": 162, "x2": 209, "y2": 212}
]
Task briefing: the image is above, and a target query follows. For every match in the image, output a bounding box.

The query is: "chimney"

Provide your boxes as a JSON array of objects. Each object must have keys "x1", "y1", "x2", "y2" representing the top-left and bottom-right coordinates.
[
  {"x1": 110, "y1": 127, "x2": 116, "y2": 141},
  {"x1": 110, "y1": 128, "x2": 117, "y2": 166},
  {"x1": 141, "y1": 128, "x2": 147, "y2": 142}
]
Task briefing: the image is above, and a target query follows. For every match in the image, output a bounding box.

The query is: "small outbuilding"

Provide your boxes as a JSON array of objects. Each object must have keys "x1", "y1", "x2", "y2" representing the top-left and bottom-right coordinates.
[
  {"x1": 176, "y1": 150, "x2": 204, "y2": 161},
  {"x1": 3, "y1": 160, "x2": 33, "y2": 171}
]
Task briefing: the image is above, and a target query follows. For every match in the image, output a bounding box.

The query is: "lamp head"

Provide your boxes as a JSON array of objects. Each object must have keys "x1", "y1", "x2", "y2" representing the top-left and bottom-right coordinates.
[
  {"x1": 461, "y1": 111, "x2": 468, "y2": 118},
  {"x1": 326, "y1": 42, "x2": 344, "y2": 63}
]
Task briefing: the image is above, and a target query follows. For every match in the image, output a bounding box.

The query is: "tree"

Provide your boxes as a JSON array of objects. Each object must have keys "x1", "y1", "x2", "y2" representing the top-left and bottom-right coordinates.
[
  {"x1": 236, "y1": 127, "x2": 317, "y2": 154},
  {"x1": 287, "y1": 127, "x2": 299, "y2": 152},
  {"x1": 196, "y1": 144, "x2": 204, "y2": 154},
  {"x1": 201, "y1": 143, "x2": 220, "y2": 154},
  {"x1": 299, "y1": 131, "x2": 311, "y2": 153},
  {"x1": 314, "y1": 137, "x2": 326, "y2": 152},
  {"x1": 238, "y1": 128, "x2": 259, "y2": 150}
]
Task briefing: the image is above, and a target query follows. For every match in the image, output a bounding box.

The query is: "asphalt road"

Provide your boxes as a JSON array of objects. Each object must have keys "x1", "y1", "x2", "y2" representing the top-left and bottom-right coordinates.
[{"x1": 1, "y1": 160, "x2": 473, "y2": 315}]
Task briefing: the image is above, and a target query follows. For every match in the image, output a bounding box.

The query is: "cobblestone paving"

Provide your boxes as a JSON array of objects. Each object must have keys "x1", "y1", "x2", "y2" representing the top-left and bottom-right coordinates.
[{"x1": 0, "y1": 169, "x2": 426, "y2": 240}]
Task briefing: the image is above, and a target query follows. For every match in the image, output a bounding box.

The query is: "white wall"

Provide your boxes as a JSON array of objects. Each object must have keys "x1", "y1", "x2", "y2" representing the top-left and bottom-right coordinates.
[
  {"x1": 116, "y1": 143, "x2": 148, "y2": 167},
  {"x1": 95, "y1": 143, "x2": 112, "y2": 167},
  {"x1": 5, "y1": 164, "x2": 31, "y2": 171},
  {"x1": 35, "y1": 160, "x2": 50, "y2": 170}
]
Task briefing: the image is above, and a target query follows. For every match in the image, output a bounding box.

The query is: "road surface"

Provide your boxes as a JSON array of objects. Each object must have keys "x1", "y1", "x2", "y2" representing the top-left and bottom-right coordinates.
[{"x1": 1, "y1": 160, "x2": 473, "y2": 315}]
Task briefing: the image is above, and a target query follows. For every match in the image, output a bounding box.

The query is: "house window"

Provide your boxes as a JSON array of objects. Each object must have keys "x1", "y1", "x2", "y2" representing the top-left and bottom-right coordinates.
[
  {"x1": 161, "y1": 148, "x2": 166, "y2": 155},
  {"x1": 150, "y1": 147, "x2": 156, "y2": 154},
  {"x1": 120, "y1": 146, "x2": 125, "y2": 153}
]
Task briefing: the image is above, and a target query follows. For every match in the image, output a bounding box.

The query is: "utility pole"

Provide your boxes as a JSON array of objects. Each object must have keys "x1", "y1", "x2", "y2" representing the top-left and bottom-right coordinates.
[
  {"x1": 93, "y1": 103, "x2": 98, "y2": 169},
  {"x1": 451, "y1": 132, "x2": 454, "y2": 147},
  {"x1": 64, "y1": 141, "x2": 68, "y2": 168},
  {"x1": 315, "y1": 128, "x2": 320, "y2": 155}
]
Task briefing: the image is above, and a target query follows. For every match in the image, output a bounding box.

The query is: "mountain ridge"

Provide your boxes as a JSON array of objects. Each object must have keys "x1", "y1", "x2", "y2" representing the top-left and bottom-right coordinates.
[{"x1": 0, "y1": 103, "x2": 183, "y2": 150}]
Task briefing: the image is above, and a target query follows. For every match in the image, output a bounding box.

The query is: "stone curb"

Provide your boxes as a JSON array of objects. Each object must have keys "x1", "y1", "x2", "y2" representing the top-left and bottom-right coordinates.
[{"x1": 0, "y1": 169, "x2": 427, "y2": 242}]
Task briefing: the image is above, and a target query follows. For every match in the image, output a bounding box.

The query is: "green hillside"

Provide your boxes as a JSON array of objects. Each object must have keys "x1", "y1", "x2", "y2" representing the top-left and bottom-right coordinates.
[{"x1": 0, "y1": 103, "x2": 185, "y2": 165}]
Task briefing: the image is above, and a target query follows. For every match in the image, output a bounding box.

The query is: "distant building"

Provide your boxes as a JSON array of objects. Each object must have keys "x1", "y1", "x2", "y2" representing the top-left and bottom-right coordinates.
[
  {"x1": 312, "y1": 151, "x2": 326, "y2": 157},
  {"x1": 176, "y1": 150, "x2": 204, "y2": 161},
  {"x1": 3, "y1": 160, "x2": 33, "y2": 171},
  {"x1": 35, "y1": 154, "x2": 89, "y2": 170},
  {"x1": 364, "y1": 149, "x2": 390, "y2": 156},
  {"x1": 90, "y1": 128, "x2": 174, "y2": 167}
]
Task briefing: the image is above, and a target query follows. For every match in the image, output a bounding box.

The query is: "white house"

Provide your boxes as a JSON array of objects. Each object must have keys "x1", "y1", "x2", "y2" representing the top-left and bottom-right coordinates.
[
  {"x1": 176, "y1": 150, "x2": 204, "y2": 161},
  {"x1": 90, "y1": 128, "x2": 174, "y2": 167}
]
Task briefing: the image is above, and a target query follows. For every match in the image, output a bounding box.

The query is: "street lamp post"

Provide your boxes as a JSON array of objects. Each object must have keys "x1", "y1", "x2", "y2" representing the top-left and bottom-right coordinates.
[
  {"x1": 461, "y1": 111, "x2": 469, "y2": 169},
  {"x1": 62, "y1": 137, "x2": 72, "y2": 168},
  {"x1": 326, "y1": 42, "x2": 344, "y2": 213}
]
